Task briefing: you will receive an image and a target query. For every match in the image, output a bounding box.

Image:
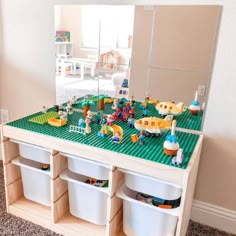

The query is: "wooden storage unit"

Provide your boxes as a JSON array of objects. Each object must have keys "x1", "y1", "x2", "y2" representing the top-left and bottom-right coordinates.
[
  {"x1": 1, "y1": 124, "x2": 203, "y2": 236},
  {"x1": 55, "y1": 42, "x2": 73, "y2": 59}
]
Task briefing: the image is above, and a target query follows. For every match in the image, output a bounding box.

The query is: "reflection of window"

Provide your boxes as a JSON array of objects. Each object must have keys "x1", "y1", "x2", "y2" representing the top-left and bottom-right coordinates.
[{"x1": 81, "y1": 6, "x2": 134, "y2": 49}]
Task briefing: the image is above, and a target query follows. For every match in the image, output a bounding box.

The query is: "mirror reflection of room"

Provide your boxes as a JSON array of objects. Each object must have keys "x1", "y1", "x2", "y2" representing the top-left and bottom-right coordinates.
[{"x1": 55, "y1": 5, "x2": 134, "y2": 104}]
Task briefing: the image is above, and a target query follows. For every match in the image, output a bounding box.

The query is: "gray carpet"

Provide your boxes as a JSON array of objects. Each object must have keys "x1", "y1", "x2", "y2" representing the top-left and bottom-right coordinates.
[{"x1": 0, "y1": 161, "x2": 234, "y2": 236}]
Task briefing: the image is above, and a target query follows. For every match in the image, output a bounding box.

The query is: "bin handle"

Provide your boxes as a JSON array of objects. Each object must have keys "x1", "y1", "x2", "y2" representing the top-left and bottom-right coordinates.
[
  {"x1": 60, "y1": 152, "x2": 112, "y2": 169},
  {"x1": 12, "y1": 157, "x2": 51, "y2": 176},
  {"x1": 60, "y1": 170, "x2": 109, "y2": 194},
  {"x1": 119, "y1": 168, "x2": 182, "y2": 190},
  {"x1": 10, "y1": 139, "x2": 50, "y2": 152}
]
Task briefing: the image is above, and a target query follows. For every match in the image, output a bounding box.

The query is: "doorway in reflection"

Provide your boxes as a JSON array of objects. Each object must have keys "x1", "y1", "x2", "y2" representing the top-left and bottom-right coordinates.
[{"x1": 55, "y1": 5, "x2": 134, "y2": 104}]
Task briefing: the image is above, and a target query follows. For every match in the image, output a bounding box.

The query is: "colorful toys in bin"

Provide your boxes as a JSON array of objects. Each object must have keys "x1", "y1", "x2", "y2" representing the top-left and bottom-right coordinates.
[
  {"x1": 152, "y1": 196, "x2": 181, "y2": 209},
  {"x1": 136, "y1": 192, "x2": 181, "y2": 209},
  {"x1": 189, "y1": 91, "x2": 201, "y2": 115},
  {"x1": 41, "y1": 164, "x2": 50, "y2": 171},
  {"x1": 86, "y1": 178, "x2": 108, "y2": 188},
  {"x1": 156, "y1": 101, "x2": 184, "y2": 116},
  {"x1": 163, "y1": 120, "x2": 179, "y2": 156},
  {"x1": 136, "y1": 193, "x2": 153, "y2": 204}
]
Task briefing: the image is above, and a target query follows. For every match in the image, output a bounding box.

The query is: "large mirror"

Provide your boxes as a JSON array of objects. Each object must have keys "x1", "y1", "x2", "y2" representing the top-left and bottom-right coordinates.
[
  {"x1": 129, "y1": 5, "x2": 221, "y2": 106},
  {"x1": 55, "y1": 5, "x2": 134, "y2": 104},
  {"x1": 54, "y1": 5, "x2": 221, "y2": 130}
]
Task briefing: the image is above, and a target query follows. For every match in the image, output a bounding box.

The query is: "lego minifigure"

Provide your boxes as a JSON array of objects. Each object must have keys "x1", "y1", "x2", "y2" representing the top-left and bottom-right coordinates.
[
  {"x1": 85, "y1": 118, "x2": 91, "y2": 134},
  {"x1": 129, "y1": 107, "x2": 135, "y2": 116},
  {"x1": 142, "y1": 107, "x2": 148, "y2": 117},
  {"x1": 86, "y1": 110, "x2": 93, "y2": 124},
  {"x1": 112, "y1": 98, "x2": 118, "y2": 110},
  {"x1": 95, "y1": 111, "x2": 102, "y2": 124},
  {"x1": 127, "y1": 115, "x2": 135, "y2": 128},
  {"x1": 116, "y1": 108, "x2": 123, "y2": 121},
  {"x1": 106, "y1": 114, "x2": 114, "y2": 126},
  {"x1": 139, "y1": 130, "x2": 146, "y2": 145},
  {"x1": 78, "y1": 118, "x2": 86, "y2": 128},
  {"x1": 42, "y1": 106, "x2": 48, "y2": 114},
  {"x1": 112, "y1": 132, "x2": 120, "y2": 143},
  {"x1": 66, "y1": 102, "x2": 73, "y2": 115}
]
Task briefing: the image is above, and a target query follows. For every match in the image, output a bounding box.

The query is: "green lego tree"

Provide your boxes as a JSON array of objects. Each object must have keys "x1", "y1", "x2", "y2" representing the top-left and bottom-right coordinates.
[
  {"x1": 93, "y1": 94, "x2": 111, "y2": 111},
  {"x1": 76, "y1": 99, "x2": 95, "y2": 117}
]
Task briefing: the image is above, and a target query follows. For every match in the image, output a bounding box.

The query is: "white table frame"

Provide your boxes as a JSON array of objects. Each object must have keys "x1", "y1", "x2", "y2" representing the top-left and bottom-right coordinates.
[{"x1": 57, "y1": 57, "x2": 96, "y2": 79}]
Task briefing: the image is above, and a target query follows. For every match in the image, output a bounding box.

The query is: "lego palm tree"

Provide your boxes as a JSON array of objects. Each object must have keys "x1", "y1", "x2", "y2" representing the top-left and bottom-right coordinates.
[
  {"x1": 76, "y1": 99, "x2": 95, "y2": 117},
  {"x1": 93, "y1": 94, "x2": 111, "y2": 111}
]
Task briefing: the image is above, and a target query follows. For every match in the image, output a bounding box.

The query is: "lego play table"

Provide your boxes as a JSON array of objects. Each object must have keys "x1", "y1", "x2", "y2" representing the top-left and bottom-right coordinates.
[{"x1": 1, "y1": 105, "x2": 203, "y2": 236}]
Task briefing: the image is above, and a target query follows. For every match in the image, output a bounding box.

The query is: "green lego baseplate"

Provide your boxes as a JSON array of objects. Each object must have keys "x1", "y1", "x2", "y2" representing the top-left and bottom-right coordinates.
[
  {"x1": 6, "y1": 103, "x2": 200, "y2": 169},
  {"x1": 28, "y1": 111, "x2": 58, "y2": 124},
  {"x1": 72, "y1": 96, "x2": 203, "y2": 131}
]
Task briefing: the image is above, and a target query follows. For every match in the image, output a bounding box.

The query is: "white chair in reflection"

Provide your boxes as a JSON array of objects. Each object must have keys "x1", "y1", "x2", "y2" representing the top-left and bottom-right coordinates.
[
  {"x1": 111, "y1": 72, "x2": 126, "y2": 88},
  {"x1": 111, "y1": 72, "x2": 129, "y2": 99}
]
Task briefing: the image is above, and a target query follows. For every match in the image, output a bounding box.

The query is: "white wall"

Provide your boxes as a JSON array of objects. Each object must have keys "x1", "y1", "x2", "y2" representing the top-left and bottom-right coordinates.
[
  {"x1": 0, "y1": 0, "x2": 56, "y2": 119},
  {"x1": 1, "y1": 0, "x2": 236, "y2": 230},
  {"x1": 0, "y1": 3, "x2": 3, "y2": 111}
]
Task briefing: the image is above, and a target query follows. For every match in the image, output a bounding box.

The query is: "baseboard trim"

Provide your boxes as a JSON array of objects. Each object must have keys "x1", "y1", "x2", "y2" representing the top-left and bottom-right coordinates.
[{"x1": 191, "y1": 200, "x2": 236, "y2": 234}]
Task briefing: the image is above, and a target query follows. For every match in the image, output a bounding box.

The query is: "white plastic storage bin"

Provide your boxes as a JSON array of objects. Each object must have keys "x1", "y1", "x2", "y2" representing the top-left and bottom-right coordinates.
[
  {"x1": 119, "y1": 169, "x2": 182, "y2": 200},
  {"x1": 116, "y1": 185, "x2": 179, "y2": 236},
  {"x1": 12, "y1": 157, "x2": 51, "y2": 206},
  {"x1": 11, "y1": 139, "x2": 51, "y2": 164},
  {"x1": 60, "y1": 170, "x2": 109, "y2": 225},
  {"x1": 61, "y1": 152, "x2": 111, "y2": 179}
]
